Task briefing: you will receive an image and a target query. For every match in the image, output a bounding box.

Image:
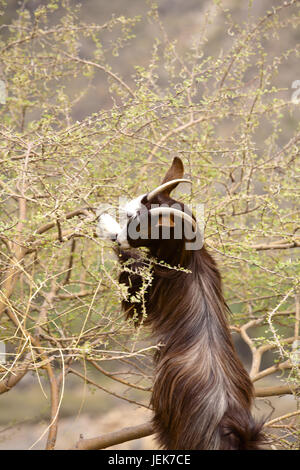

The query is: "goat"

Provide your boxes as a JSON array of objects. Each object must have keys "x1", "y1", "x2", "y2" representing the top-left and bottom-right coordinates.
[{"x1": 98, "y1": 157, "x2": 264, "y2": 450}]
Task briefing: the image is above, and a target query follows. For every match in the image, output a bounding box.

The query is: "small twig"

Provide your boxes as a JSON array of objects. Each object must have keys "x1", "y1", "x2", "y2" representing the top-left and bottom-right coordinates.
[
  {"x1": 56, "y1": 219, "x2": 63, "y2": 243},
  {"x1": 295, "y1": 293, "x2": 300, "y2": 340},
  {"x1": 69, "y1": 367, "x2": 150, "y2": 409},
  {"x1": 88, "y1": 360, "x2": 152, "y2": 392},
  {"x1": 63, "y1": 239, "x2": 76, "y2": 285},
  {"x1": 265, "y1": 410, "x2": 300, "y2": 427}
]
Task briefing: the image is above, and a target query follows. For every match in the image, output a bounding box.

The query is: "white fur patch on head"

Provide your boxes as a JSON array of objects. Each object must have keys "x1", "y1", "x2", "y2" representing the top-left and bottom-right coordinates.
[
  {"x1": 124, "y1": 193, "x2": 146, "y2": 218},
  {"x1": 98, "y1": 214, "x2": 121, "y2": 240},
  {"x1": 97, "y1": 194, "x2": 146, "y2": 248},
  {"x1": 117, "y1": 225, "x2": 130, "y2": 249}
]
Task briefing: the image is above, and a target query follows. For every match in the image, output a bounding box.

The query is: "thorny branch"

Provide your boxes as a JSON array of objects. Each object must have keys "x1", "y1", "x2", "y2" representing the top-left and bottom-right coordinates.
[{"x1": 0, "y1": 0, "x2": 299, "y2": 451}]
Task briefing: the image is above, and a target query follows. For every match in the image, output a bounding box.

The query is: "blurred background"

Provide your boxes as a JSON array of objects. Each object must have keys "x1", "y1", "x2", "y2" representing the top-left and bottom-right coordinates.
[{"x1": 0, "y1": 0, "x2": 299, "y2": 449}]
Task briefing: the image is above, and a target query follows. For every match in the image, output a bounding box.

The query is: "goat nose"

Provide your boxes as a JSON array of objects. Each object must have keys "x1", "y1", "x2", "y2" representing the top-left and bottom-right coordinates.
[{"x1": 110, "y1": 234, "x2": 117, "y2": 241}]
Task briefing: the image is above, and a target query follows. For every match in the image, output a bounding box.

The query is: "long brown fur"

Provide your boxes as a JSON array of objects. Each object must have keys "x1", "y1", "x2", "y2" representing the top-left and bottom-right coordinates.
[{"x1": 116, "y1": 158, "x2": 264, "y2": 450}]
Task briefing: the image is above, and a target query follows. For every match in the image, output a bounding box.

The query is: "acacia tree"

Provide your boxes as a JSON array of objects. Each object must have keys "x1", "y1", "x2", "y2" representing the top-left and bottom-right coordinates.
[{"x1": 0, "y1": 0, "x2": 299, "y2": 450}]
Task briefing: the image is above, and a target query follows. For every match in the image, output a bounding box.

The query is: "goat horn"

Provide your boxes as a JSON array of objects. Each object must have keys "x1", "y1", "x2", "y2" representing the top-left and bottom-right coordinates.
[
  {"x1": 147, "y1": 179, "x2": 192, "y2": 202},
  {"x1": 148, "y1": 207, "x2": 197, "y2": 231}
]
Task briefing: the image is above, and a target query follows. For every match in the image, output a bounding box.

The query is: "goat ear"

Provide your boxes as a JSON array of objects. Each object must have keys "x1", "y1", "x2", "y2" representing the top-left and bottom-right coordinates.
[
  {"x1": 161, "y1": 157, "x2": 184, "y2": 194},
  {"x1": 155, "y1": 214, "x2": 175, "y2": 228}
]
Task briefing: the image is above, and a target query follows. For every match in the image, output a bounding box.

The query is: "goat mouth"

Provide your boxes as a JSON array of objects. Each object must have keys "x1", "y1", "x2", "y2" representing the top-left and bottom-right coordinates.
[
  {"x1": 116, "y1": 236, "x2": 130, "y2": 250},
  {"x1": 118, "y1": 243, "x2": 131, "y2": 249}
]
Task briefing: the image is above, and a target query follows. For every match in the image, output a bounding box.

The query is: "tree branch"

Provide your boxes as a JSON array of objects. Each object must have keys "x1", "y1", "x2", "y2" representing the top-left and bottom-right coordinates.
[
  {"x1": 72, "y1": 421, "x2": 154, "y2": 450},
  {"x1": 70, "y1": 380, "x2": 298, "y2": 450},
  {"x1": 251, "y1": 239, "x2": 300, "y2": 251},
  {"x1": 254, "y1": 384, "x2": 299, "y2": 397}
]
